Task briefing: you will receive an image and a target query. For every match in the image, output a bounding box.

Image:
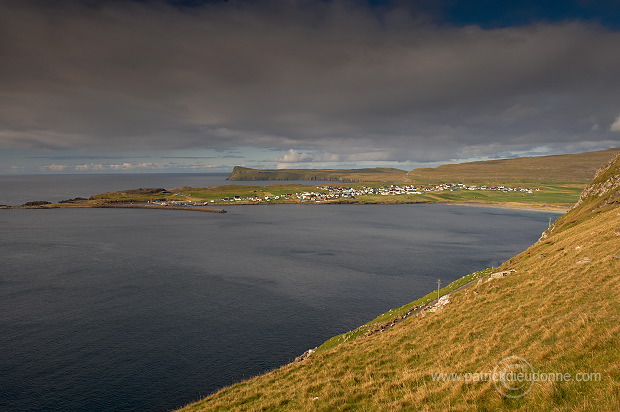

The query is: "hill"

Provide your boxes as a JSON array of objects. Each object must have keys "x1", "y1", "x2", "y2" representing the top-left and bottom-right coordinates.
[
  {"x1": 227, "y1": 166, "x2": 408, "y2": 182},
  {"x1": 408, "y1": 147, "x2": 620, "y2": 184},
  {"x1": 227, "y1": 148, "x2": 619, "y2": 185},
  {"x1": 179, "y1": 153, "x2": 620, "y2": 411}
]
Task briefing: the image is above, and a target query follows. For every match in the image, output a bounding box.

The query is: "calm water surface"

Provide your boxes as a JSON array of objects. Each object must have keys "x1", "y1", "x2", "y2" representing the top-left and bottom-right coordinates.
[{"x1": 0, "y1": 176, "x2": 560, "y2": 411}]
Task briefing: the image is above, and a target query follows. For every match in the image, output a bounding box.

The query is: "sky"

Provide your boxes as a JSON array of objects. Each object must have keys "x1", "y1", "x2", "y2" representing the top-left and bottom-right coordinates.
[{"x1": 1, "y1": 0, "x2": 620, "y2": 174}]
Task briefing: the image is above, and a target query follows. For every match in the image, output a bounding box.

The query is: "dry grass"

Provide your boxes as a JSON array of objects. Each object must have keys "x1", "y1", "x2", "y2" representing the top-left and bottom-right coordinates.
[
  {"x1": 408, "y1": 148, "x2": 620, "y2": 184},
  {"x1": 178, "y1": 155, "x2": 620, "y2": 411}
]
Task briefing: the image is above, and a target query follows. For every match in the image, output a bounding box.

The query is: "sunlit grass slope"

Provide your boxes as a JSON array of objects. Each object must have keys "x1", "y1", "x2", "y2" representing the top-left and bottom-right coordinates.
[
  {"x1": 179, "y1": 154, "x2": 620, "y2": 411},
  {"x1": 408, "y1": 147, "x2": 620, "y2": 184}
]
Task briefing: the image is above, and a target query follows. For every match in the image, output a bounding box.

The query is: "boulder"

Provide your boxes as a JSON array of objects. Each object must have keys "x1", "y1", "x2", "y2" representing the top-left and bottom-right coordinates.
[
  {"x1": 294, "y1": 347, "x2": 317, "y2": 362},
  {"x1": 487, "y1": 269, "x2": 516, "y2": 281}
]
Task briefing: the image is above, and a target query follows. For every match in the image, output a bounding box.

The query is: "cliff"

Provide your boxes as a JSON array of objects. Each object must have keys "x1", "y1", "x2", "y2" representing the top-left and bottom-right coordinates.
[{"x1": 226, "y1": 166, "x2": 408, "y2": 182}]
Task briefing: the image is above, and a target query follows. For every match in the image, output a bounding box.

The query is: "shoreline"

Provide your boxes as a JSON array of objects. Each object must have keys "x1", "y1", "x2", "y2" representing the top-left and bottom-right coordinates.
[
  {"x1": 1, "y1": 204, "x2": 227, "y2": 213},
  {"x1": 440, "y1": 201, "x2": 569, "y2": 213},
  {"x1": 213, "y1": 199, "x2": 569, "y2": 213},
  {"x1": 1, "y1": 200, "x2": 568, "y2": 214}
]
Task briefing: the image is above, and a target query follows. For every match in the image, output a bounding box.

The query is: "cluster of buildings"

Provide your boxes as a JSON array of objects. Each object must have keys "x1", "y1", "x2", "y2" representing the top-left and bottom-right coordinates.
[
  {"x1": 294, "y1": 183, "x2": 534, "y2": 201},
  {"x1": 144, "y1": 183, "x2": 536, "y2": 206},
  {"x1": 199, "y1": 183, "x2": 536, "y2": 203}
]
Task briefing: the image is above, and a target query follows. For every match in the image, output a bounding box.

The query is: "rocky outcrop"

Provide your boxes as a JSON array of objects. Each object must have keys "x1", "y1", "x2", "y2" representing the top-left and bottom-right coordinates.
[
  {"x1": 21, "y1": 201, "x2": 51, "y2": 207},
  {"x1": 425, "y1": 294, "x2": 451, "y2": 313},
  {"x1": 294, "y1": 348, "x2": 317, "y2": 362},
  {"x1": 363, "y1": 304, "x2": 424, "y2": 337},
  {"x1": 59, "y1": 197, "x2": 89, "y2": 203},
  {"x1": 123, "y1": 188, "x2": 168, "y2": 195},
  {"x1": 487, "y1": 269, "x2": 516, "y2": 281},
  {"x1": 572, "y1": 152, "x2": 620, "y2": 211},
  {"x1": 541, "y1": 152, "x2": 620, "y2": 241}
]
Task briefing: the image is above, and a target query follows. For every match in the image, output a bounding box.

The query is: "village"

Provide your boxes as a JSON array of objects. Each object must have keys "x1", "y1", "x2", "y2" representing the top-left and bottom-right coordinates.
[{"x1": 149, "y1": 183, "x2": 537, "y2": 206}]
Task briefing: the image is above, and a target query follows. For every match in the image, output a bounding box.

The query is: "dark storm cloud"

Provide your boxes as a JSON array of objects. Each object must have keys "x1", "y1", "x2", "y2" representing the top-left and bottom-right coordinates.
[
  {"x1": 160, "y1": 155, "x2": 243, "y2": 159},
  {"x1": 28, "y1": 155, "x2": 149, "y2": 160},
  {"x1": 1, "y1": 0, "x2": 619, "y2": 163}
]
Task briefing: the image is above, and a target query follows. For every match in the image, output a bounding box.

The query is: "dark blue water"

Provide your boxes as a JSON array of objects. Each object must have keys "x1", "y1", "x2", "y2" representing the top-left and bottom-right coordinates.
[{"x1": 0, "y1": 179, "x2": 560, "y2": 411}]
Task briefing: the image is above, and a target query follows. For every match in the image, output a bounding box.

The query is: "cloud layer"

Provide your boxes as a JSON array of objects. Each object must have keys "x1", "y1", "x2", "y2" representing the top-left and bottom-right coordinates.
[{"x1": 1, "y1": 0, "x2": 619, "y2": 164}]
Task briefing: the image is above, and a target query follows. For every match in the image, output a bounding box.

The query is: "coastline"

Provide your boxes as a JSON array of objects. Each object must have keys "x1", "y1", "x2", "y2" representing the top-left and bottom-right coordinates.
[
  {"x1": 1, "y1": 204, "x2": 227, "y2": 213},
  {"x1": 1, "y1": 200, "x2": 568, "y2": 214},
  {"x1": 441, "y1": 201, "x2": 569, "y2": 213},
  {"x1": 212, "y1": 200, "x2": 569, "y2": 213}
]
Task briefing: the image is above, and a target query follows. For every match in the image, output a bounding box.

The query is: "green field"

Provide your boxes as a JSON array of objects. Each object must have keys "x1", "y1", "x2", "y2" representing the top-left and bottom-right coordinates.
[{"x1": 173, "y1": 182, "x2": 583, "y2": 209}]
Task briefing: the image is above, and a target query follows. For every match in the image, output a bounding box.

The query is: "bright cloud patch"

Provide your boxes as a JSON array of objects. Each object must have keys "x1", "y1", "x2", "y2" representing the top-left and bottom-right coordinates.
[
  {"x1": 610, "y1": 115, "x2": 620, "y2": 132},
  {"x1": 39, "y1": 162, "x2": 221, "y2": 172}
]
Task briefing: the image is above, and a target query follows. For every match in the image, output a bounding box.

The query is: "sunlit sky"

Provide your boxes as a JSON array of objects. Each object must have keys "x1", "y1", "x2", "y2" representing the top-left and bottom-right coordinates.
[{"x1": 1, "y1": 0, "x2": 620, "y2": 174}]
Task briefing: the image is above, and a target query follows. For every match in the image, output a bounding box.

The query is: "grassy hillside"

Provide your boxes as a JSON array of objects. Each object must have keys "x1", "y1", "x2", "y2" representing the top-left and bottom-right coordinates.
[
  {"x1": 226, "y1": 148, "x2": 619, "y2": 185},
  {"x1": 179, "y1": 154, "x2": 620, "y2": 411},
  {"x1": 227, "y1": 166, "x2": 408, "y2": 182},
  {"x1": 408, "y1": 147, "x2": 620, "y2": 184}
]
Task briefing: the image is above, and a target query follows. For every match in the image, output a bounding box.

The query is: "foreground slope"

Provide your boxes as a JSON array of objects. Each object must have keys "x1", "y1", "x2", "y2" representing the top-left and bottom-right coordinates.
[
  {"x1": 180, "y1": 154, "x2": 620, "y2": 411},
  {"x1": 408, "y1": 147, "x2": 620, "y2": 183}
]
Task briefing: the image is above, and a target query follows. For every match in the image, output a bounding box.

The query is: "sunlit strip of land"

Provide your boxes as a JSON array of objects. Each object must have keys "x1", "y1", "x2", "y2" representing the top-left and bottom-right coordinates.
[{"x1": 1, "y1": 181, "x2": 583, "y2": 212}]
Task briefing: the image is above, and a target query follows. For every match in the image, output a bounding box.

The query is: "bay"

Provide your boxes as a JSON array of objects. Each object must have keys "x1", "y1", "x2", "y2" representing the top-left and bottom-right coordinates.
[{"x1": 0, "y1": 202, "x2": 558, "y2": 411}]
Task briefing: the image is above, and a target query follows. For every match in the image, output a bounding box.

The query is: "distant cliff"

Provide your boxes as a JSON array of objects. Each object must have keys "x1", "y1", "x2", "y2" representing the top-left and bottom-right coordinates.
[{"x1": 226, "y1": 166, "x2": 408, "y2": 182}]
